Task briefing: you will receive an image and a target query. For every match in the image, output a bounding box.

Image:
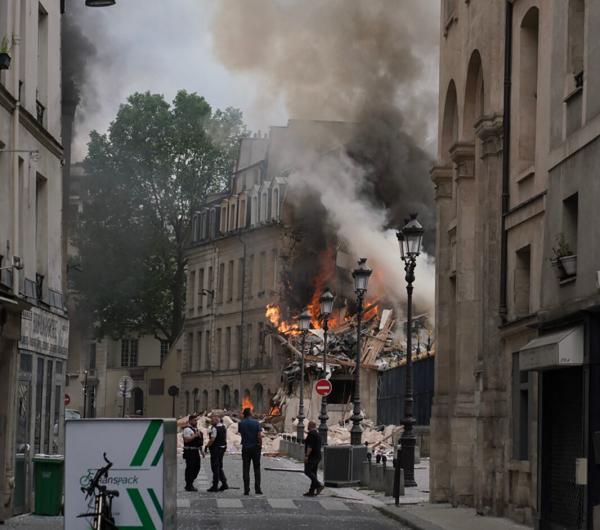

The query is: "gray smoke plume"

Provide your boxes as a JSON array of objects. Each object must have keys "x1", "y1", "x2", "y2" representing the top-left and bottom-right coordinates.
[{"x1": 211, "y1": 0, "x2": 439, "y2": 313}]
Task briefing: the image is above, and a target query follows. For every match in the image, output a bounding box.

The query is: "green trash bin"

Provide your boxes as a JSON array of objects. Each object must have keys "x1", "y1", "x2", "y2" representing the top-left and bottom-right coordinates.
[{"x1": 33, "y1": 455, "x2": 64, "y2": 515}]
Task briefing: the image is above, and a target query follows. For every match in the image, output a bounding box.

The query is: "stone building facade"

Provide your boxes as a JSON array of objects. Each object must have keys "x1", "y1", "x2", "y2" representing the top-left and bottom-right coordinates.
[
  {"x1": 432, "y1": 0, "x2": 600, "y2": 528},
  {"x1": 181, "y1": 120, "x2": 351, "y2": 415},
  {"x1": 0, "y1": 0, "x2": 66, "y2": 518}
]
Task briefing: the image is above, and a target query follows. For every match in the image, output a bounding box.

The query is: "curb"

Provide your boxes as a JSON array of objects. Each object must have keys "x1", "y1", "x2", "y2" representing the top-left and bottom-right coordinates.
[{"x1": 376, "y1": 505, "x2": 446, "y2": 530}]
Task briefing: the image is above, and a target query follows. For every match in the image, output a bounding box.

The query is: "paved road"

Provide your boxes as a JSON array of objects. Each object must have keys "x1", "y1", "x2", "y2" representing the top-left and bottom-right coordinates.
[
  {"x1": 2, "y1": 453, "x2": 405, "y2": 529},
  {"x1": 177, "y1": 452, "x2": 404, "y2": 530}
]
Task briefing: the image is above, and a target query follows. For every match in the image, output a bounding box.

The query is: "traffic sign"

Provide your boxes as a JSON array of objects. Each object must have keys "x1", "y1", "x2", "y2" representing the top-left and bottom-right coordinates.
[
  {"x1": 64, "y1": 393, "x2": 71, "y2": 406},
  {"x1": 118, "y1": 375, "x2": 134, "y2": 394},
  {"x1": 315, "y1": 379, "x2": 332, "y2": 396}
]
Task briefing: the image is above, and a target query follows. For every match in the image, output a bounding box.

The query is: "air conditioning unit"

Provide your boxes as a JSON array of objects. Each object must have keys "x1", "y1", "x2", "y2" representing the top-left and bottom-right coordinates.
[{"x1": 323, "y1": 444, "x2": 367, "y2": 487}]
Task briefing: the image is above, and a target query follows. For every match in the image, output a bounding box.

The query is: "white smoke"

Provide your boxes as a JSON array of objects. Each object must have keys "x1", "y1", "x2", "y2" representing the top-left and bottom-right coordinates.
[{"x1": 288, "y1": 149, "x2": 435, "y2": 315}]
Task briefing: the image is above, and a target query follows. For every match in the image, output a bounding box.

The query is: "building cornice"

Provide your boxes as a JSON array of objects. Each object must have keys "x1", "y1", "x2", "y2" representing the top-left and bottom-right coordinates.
[
  {"x1": 0, "y1": 83, "x2": 17, "y2": 113},
  {"x1": 430, "y1": 164, "x2": 453, "y2": 201}
]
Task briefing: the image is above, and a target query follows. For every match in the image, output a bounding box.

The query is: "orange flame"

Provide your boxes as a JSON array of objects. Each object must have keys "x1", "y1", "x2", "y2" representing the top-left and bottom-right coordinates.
[
  {"x1": 363, "y1": 302, "x2": 380, "y2": 322},
  {"x1": 268, "y1": 405, "x2": 281, "y2": 416},
  {"x1": 266, "y1": 304, "x2": 300, "y2": 335},
  {"x1": 308, "y1": 248, "x2": 337, "y2": 329},
  {"x1": 242, "y1": 396, "x2": 254, "y2": 412}
]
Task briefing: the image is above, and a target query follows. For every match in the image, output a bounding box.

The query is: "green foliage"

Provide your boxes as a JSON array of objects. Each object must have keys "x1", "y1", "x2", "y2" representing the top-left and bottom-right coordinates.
[
  {"x1": 73, "y1": 90, "x2": 247, "y2": 342},
  {"x1": 551, "y1": 233, "x2": 574, "y2": 259},
  {"x1": 0, "y1": 36, "x2": 10, "y2": 54}
]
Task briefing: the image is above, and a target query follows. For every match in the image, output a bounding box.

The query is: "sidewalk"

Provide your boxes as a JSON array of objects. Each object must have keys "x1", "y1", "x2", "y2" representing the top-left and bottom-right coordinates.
[{"x1": 360, "y1": 458, "x2": 531, "y2": 530}]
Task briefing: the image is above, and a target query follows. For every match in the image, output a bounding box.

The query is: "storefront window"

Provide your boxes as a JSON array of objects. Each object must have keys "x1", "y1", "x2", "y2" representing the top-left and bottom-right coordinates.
[
  {"x1": 44, "y1": 360, "x2": 53, "y2": 454},
  {"x1": 34, "y1": 358, "x2": 44, "y2": 453}
]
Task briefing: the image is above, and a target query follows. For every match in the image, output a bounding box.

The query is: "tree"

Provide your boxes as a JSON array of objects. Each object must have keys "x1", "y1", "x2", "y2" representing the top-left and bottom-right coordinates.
[{"x1": 73, "y1": 90, "x2": 248, "y2": 343}]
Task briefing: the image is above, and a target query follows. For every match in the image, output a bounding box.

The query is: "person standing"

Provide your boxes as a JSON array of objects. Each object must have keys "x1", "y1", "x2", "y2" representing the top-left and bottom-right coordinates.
[
  {"x1": 238, "y1": 407, "x2": 263, "y2": 495},
  {"x1": 182, "y1": 413, "x2": 204, "y2": 492},
  {"x1": 303, "y1": 421, "x2": 324, "y2": 496},
  {"x1": 206, "y1": 414, "x2": 229, "y2": 492}
]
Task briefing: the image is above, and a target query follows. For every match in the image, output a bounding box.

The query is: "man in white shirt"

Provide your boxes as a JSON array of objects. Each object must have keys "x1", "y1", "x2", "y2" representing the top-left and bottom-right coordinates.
[{"x1": 182, "y1": 413, "x2": 204, "y2": 492}]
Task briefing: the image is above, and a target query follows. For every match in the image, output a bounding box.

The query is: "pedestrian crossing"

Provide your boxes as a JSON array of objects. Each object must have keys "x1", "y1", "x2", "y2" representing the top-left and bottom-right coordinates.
[{"x1": 177, "y1": 496, "x2": 369, "y2": 513}]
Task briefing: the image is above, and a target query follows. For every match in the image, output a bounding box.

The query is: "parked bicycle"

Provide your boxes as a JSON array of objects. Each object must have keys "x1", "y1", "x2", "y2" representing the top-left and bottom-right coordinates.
[{"x1": 77, "y1": 453, "x2": 119, "y2": 529}]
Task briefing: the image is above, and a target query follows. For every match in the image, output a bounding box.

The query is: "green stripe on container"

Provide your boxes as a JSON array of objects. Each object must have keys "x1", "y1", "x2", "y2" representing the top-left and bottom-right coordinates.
[
  {"x1": 131, "y1": 420, "x2": 161, "y2": 467},
  {"x1": 148, "y1": 488, "x2": 163, "y2": 521},
  {"x1": 151, "y1": 441, "x2": 163, "y2": 467},
  {"x1": 126, "y1": 489, "x2": 156, "y2": 530}
]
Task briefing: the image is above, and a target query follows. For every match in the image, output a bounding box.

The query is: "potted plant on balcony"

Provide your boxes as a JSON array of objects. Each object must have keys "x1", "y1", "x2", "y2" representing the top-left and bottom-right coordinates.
[
  {"x1": 551, "y1": 233, "x2": 577, "y2": 279},
  {"x1": 0, "y1": 36, "x2": 11, "y2": 70}
]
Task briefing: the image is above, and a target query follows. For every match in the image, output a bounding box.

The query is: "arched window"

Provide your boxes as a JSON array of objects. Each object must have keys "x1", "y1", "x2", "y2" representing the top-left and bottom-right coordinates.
[
  {"x1": 214, "y1": 389, "x2": 220, "y2": 409},
  {"x1": 185, "y1": 391, "x2": 190, "y2": 415},
  {"x1": 233, "y1": 389, "x2": 240, "y2": 409},
  {"x1": 463, "y1": 51, "x2": 484, "y2": 141},
  {"x1": 441, "y1": 81, "x2": 458, "y2": 162},
  {"x1": 202, "y1": 390, "x2": 209, "y2": 412},
  {"x1": 132, "y1": 388, "x2": 144, "y2": 416},
  {"x1": 193, "y1": 388, "x2": 199, "y2": 411},
  {"x1": 251, "y1": 196, "x2": 258, "y2": 225},
  {"x1": 518, "y1": 8, "x2": 539, "y2": 169}
]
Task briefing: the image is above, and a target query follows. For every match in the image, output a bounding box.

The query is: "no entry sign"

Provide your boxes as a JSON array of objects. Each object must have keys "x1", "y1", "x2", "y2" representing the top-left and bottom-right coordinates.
[
  {"x1": 64, "y1": 393, "x2": 71, "y2": 406},
  {"x1": 315, "y1": 379, "x2": 332, "y2": 397}
]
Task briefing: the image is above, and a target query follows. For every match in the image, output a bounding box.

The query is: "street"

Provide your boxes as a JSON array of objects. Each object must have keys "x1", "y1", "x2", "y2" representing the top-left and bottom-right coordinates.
[
  {"x1": 3, "y1": 454, "x2": 404, "y2": 530},
  {"x1": 177, "y1": 453, "x2": 403, "y2": 530}
]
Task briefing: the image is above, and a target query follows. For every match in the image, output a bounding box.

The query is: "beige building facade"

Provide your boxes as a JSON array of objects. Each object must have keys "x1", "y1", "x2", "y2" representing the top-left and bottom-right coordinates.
[
  {"x1": 0, "y1": 0, "x2": 66, "y2": 518},
  {"x1": 432, "y1": 1, "x2": 600, "y2": 528}
]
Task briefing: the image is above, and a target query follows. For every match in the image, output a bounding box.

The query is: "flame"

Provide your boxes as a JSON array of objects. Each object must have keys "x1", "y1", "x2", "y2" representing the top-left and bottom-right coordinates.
[
  {"x1": 308, "y1": 248, "x2": 337, "y2": 328},
  {"x1": 363, "y1": 302, "x2": 380, "y2": 322},
  {"x1": 242, "y1": 395, "x2": 254, "y2": 412},
  {"x1": 266, "y1": 304, "x2": 300, "y2": 335},
  {"x1": 268, "y1": 405, "x2": 281, "y2": 416}
]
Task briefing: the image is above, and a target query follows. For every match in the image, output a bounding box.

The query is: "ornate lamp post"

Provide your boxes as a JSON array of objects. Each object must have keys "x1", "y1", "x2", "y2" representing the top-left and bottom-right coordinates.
[
  {"x1": 350, "y1": 258, "x2": 372, "y2": 445},
  {"x1": 394, "y1": 214, "x2": 424, "y2": 502},
  {"x1": 318, "y1": 287, "x2": 335, "y2": 445},
  {"x1": 296, "y1": 309, "x2": 312, "y2": 442}
]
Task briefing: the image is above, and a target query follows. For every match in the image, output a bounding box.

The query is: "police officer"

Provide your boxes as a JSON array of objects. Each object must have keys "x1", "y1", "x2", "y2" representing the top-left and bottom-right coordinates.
[
  {"x1": 206, "y1": 414, "x2": 228, "y2": 492},
  {"x1": 182, "y1": 413, "x2": 204, "y2": 492}
]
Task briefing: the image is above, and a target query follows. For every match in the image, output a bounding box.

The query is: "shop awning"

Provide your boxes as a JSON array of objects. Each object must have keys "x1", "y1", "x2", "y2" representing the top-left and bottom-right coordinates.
[{"x1": 519, "y1": 326, "x2": 584, "y2": 371}]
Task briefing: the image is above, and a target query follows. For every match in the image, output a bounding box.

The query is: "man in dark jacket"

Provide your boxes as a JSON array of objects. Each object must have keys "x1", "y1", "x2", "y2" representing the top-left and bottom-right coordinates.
[
  {"x1": 238, "y1": 407, "x2": 263, "y2": 495},
  {"x1": 206, "y1": 414, "x2": 228, "y2": 492},
  {"x1": 303, "y1": 421, "x2": 324, "y2": 496},
  {"x1": 182, "y1": 413, "x2": 204, "y2": 492}
]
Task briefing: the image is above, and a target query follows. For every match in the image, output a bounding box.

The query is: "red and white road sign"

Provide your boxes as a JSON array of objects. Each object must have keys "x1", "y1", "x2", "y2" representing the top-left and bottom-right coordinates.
[
  {"x1": 315, "y1": 379, "x2": 332, "y2": 397},
  {"x1": 64, "y1": 393, "x2": 71, "y2": 406}
]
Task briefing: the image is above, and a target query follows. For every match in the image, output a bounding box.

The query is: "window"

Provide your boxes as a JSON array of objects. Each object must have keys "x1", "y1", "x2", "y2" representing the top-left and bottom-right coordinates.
[
  {"x1": 44, "y1": 360, "x2": 53, "y2": 453},
  {"x1": 214, "y1": 389, "x2": 220, "y2": 409},
  {"x1": 216, "y1": 328, "x2": 222, "y2": 369},
  {"x1": 235, "y1": 325, "x2": 242, "y2": 369},
  {"x1": 248, "y1": 255, "x2": 254, "y2": 297},
  {"x1": 202, "y1": 331, "x2": 210, "y2": 371},
  {"x1": 196, "y1": 332, "x2": 202, "y2": 370},
  {"x1": 225, "y1": 327, "x2": 231, "y2": 369},
  {"x1": 34, "y1": 358, "x2": 44, "y2": 452},
  {"x1": 514, "y1": 245, "x2": 531, "y2": 317},
  {"x1": 36, "y1": 174, "x2": 48, "y2": 282},
  {"x1": 237, "y1": 258, "x2": 245, "y2": 300},
  {"x1": 272, "y1": 249, "x2": 278, "y2": 289},
  {"x1": 89, "y1": 342, "x2": 97, "y2": 370},
  {"x1": 568, "y1": 0, "x2": 585, "y2": 85},
  {"x1": 160, "y1": 340, "x2": 169, "y2": 364},
  {"x1": 37, "y1": 4, "x2": 49, "y2": 111},
  {"x1": 188, "y1": 270, "x2": 195, "y2": 315},
  {"x1": 198, "y1": 269, "x2": 204, "y2": 312},
  {"x1": 121, "y1": 339, "x2": 139, "y2": 368},
  {"x1": 227, "y1": 260, "x2": 234, "y2": 302},
  {"x1": 246, "y1": 323, "x2": 253, "y2": 359},
  {"x1": 258, "y1": 322, "x2": 264, "y2": 355},
  {"x1": 217, "y1": 263, "x2": 225, "y2": 304},
  {"x1": 512, "y1": 353, "x2": 530, "y2": 460},
  {"x1": 259, "y1": 252, "x2": 266, "y2": 293},
  {"x1": 185, "y1": 333, "x2": 193, "y2": 371},
  {"x1": 208, "y1": 266, "x2": 214, "y2": 296},
  {"x1": 518, "y1": 8, "x2": 539, "y2": 170},
  {"x1": 272, "y1": 188, "x2": 280, "y2": 220},
  {"x1": 229, "y1": 203, "x2": 236, "y2": 230},
  {"x1": 563, "y1": 193, "x2": 578, "y2": 254},
  {"x1": 149, "y1": 379, "x2": 165, "y2": 396}
]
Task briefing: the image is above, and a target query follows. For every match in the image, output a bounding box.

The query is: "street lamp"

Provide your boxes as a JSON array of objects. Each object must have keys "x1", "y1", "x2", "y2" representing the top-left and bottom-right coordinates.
[
  {"x1": 350, "y1": 258, "x2": 372, "y2": 445},
  {"x1": 394, "y1": 214, "x2": 424, "y2": 502},
  {"x1": 318, "y1": 287, "x2": 335, "y2": 445},
  {"x1": 296, "y1": 309, "x2": 312, "y2": 442}
]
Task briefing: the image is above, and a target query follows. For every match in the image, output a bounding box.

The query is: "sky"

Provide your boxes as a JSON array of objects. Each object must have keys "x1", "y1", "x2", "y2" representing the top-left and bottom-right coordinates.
[
  {"x1": 70, "y1": 0, "x2": 439, "y2": 162},
  {"x1": 70, "y1": 0, "x2": 288, "y2": 161}
]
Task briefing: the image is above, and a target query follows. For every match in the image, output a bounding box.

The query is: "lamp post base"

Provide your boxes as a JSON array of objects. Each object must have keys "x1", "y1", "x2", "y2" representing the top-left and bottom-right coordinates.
[{"x1": 399, "y1": 434, "x2": 417, "y2": 487}]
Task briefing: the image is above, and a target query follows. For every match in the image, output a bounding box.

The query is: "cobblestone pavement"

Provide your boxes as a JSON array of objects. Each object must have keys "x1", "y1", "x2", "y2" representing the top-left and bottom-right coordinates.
[{"x1": 2, "y1": 453, "x2": 405, "y2": 529}]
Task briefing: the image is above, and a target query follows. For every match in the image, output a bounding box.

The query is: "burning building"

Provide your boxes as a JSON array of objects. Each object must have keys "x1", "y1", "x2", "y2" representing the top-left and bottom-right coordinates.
[{"x1": 180, "y1": 119, "x2": 356, "y2": 415}]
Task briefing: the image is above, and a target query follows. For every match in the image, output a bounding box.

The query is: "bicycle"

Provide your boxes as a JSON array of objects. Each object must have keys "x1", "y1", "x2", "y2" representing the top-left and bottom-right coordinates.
[{"x1": 77, "y1": 453, "x2": 119, "y2": 529}]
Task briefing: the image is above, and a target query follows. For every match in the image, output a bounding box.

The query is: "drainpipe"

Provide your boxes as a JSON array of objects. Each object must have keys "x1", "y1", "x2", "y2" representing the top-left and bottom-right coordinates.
[
  {"x1": 500, "y1": 0, "x2": 513, "y2": 322},
  {"x1": 11, "y1": 1, "x2": 21, "y2": 294}
]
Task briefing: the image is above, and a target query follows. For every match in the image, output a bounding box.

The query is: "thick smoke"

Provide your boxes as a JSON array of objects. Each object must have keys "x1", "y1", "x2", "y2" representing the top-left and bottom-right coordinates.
[{"x1": 211, "y1": 0, "x2": 439, "y2": 313}]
